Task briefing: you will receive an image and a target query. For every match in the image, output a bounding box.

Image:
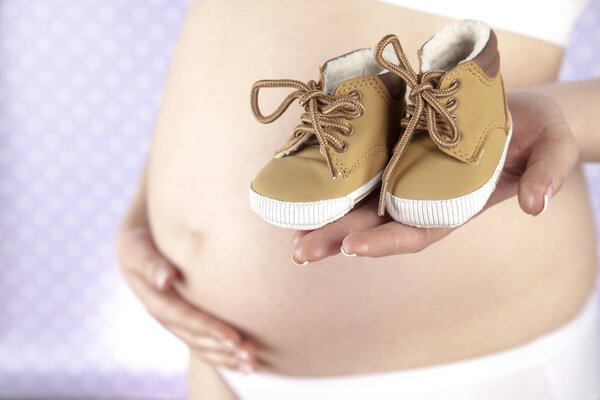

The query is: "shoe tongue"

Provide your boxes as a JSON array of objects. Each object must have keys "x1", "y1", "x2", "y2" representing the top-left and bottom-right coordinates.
[
  {"x1": 420, "y1": 19, "x2": 491, "y2": 72},
  {"x1": 322, "y1": 48, "x2": 390, "y2": 94}
]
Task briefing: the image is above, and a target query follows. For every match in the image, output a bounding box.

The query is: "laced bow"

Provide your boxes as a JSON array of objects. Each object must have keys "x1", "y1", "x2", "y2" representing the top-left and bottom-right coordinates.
[
  {"x1": 374, "y1": 34, "x2": 462, "y2": 216},
  {"x1": 250, "y1": 77, "x2": 364, "y2": 178}
]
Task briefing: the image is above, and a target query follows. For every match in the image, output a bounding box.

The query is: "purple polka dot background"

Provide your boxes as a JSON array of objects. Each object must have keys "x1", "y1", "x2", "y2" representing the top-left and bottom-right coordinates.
[{"x1": 0, "y1": 0, "x2": 598, "y2": 398}]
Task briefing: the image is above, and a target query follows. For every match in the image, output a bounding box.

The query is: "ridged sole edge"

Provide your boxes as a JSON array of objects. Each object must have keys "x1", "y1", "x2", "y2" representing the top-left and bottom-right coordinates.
[
  {"x1": 249, "y1": 171, "x2": 383, "y2": 230},
  {"x1": 386, "y1": 115, "x2": 513, "y2": 228}
]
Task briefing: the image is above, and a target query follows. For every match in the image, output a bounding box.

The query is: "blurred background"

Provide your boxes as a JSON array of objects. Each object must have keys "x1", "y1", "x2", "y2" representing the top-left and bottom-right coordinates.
[{"x1": 0, "y1": 0, "x2": 598, "y2": 399}]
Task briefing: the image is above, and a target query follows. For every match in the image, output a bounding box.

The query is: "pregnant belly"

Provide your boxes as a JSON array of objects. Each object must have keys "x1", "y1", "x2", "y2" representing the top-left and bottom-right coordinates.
[{"x1": 148, "y1": 162, "x2": 597, "y2": 376}]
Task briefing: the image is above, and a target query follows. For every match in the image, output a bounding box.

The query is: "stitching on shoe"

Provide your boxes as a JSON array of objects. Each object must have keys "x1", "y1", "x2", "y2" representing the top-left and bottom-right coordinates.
[
  {"x1": 331, "y1": 145, "x2": 390, "y2": 175},
  {"x1": 336, "y1": 77, "x2": 395, "y2": 104},
  {"x1": 444, "y1": 61, "x2": 498, "y2": 87},
  {"x1": 447, "y1": 120, "x2": 507, "y2": 162},
  {"x1": 442, "y1": 63, "x2": 509, "y2": 162}
]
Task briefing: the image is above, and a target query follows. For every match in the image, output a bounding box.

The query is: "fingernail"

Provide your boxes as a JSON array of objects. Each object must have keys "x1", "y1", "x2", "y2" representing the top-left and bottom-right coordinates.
[
  {"x1": 236, "y1": 349, "x2": 250, "y2": 361},
  {"x1": 292, "y1": 236, "x2": 301, "y2": 247},
  {"x1": 538, "y1": 185, "x2": 553, "y2": 216},
  {"x1": 154, "y1": 262, "x2": 170, "y2": 290},
  {"x1": 221, "y1": 339, "x2": 235, "y2": 350},
  {"x1": 291, "y1": 254, "x2": 308, "y2": 266},
  {"x1": 340, "y1": 246, "x2": 357, "y2": 257},
  {"x1": 238, "y1": 362, "x2": 254, "y2": 374}
]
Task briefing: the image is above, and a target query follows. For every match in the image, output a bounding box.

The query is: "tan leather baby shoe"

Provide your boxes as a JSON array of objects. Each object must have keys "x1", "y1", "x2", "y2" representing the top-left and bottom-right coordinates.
[
  {"x1": 249, "y1": 49, "x2": 405, "y2": 229},
  {"x1": 374, "y1": 20, "x2": 512, "y2": 228}
]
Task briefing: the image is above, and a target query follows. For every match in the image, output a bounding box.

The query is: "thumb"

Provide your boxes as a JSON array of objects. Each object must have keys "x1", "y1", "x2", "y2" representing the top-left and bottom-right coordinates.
[
  {"x1": 117, "y1": 227, "x2": 180, "y2": 291},
  {"x1": 518, "y1": 121, "x2": 578, "y2": 216}
]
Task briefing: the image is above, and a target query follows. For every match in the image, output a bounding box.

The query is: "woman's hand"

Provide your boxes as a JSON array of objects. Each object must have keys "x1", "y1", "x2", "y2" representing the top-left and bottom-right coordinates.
[
  {"x1": 291, "y1": 90, "x2": 579, "y2": 261},
  {"x1": 116, "y1": 173, "x2": 259, "y2": 374}
]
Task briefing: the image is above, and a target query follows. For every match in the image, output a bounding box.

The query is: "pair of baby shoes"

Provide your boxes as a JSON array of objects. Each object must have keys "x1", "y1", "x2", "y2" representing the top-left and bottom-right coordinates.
[{"x1": 249, "y1": 20, "x2": 512, "y2": 229}]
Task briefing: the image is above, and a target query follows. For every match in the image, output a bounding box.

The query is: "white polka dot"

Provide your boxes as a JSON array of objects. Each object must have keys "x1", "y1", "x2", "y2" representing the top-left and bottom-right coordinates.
[
  {"x1": 31, "y1": 3, "x2": 50, "y2": 19},
  {"x1": 100, "y1": 38, "x2": 118, "y2": 56},
  {"x1": 84, "y1": 55, "x2": 103, "y2": 72},
  {"x1": 75, "y1": 135, "x2": 93, "y2": 151},
  {"x1": 16, "y1": 19, "x2": 35, "y2": 36},
  {"x1": 0, "y1": 147, "x2": 10, "y2": 165},
  {"x1": 64, "y1": 4, "x2": 84, "y2": 20},
  {"x1": 8, "y1": 102, "x2": 26, "y2": 118},
  {"x1": 136, "y1": 104, "x2": 155, "y2": 122},
  {"x1": 83, "y1": 22, "x2": 102, "y2": 39},
  {"x1": 150, "y1": 24, "x2": 167, "y2": 40},
  {"x1": 44, "y1": 165, "x2": 61, "y2": 181},
  {"x1": 6, "y1": 68, "x2": 23, "y2": 85},
  {"x1": 165, "y1": 6, "x2": 184, "y2": 23},
  {"x1": 73, "y1": 103, "x2": 91, "y2": 120},
  {"x1": 133, "y1": 7, "x2": 149, "y2": 22},
  {"x1": 49, "y1": 20, "x2": 68, "y2": 36},
  {"x1": 16, "y1": 225, "x2": 34, "y2": 241},
  {"x1": 150, "y1": 57, "x2": 167, "y2": 73},
  {"x1": 65, "y1": 241, "x2": 83, "y2": 258},
  {"x1": 0, "y1": 209, "x2": 18, "y2": 227},
  {"x1": 118, "y1": 56, "x2": 135, "y2": 72},
  {"x1": 105, "y1": 104, "x2": 122, "y2": 121},
  {"x1": 32, "y1": 240, "x2": 51, "y2": 256},
  {"x1": 135, "y1": 73, "x2": 152, "y2": 89},
  {"x1": 574, "y1": 44, "x2": 593, "y2": 61},
  {"x1": 119, "y1": 91, "x2": 138, "y2": 106},
  {"x1": 0, "y1": 180, "x2": 12, "y2": 198},
  {"x1": 134, "y1": 40, "x2": 151, "y2": 56},
  {"x1": 41, "y1": 135, "x2": 61, "y2": 151},
  {"x1": 67, "y1": 37, "x2": 85, "y2": 55},
  {"x1": 57, "y1": 119, "x2": 75, "y2": 135},
  {"x1": 41, "y1": 102, "x2": 59, "y2": 118},
  {"x1": 23, "y1": 86, "x2": 42, "y2": 103},
  {"x1": 98, "y1": 6, "x2": 115, "y2": 23},
  {"x1": 35, "y1": 36, "x2": 52, "y2": 53},
  {"x1": 88, "y1": 88, "x2": 106, "y2": 105},
  {"x1": 116, "y1": 24, "x2": 134, "y2": 39},
  {"x1": 25, "y1": 118, "x2": 44, "y2": 134}
]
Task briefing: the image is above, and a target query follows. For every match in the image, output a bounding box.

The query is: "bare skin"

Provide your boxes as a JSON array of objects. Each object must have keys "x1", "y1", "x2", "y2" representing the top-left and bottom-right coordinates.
[{"x1": 116, "y1": 0, "x2": 598, "y2": 398}]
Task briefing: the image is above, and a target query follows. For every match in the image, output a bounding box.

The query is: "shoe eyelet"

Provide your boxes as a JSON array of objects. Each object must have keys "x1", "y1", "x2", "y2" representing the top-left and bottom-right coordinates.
[
  {"x1": 341, "y1": 125, "x2": 354, "y2": 137},
  {"x1": 335, "y1": 142, "x2": 348, "y2": 153},
  {"x1": 450, "y1": 114, "x2": 459, "y2": 124},
  {"x1": 349, "y1": 90, "x2": 362, "y2": 101},
  {"x1": 450, "y1": 79, "x2": 461, "y2": 89},
  {"x1": 446, "y1": 97, "x2": 458, "y2": 107}
]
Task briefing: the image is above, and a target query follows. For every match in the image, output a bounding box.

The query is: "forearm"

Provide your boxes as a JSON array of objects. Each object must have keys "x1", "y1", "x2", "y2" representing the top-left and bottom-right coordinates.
[{"x1": 524, "y1": 79, "x2": 600, "y2": 162}]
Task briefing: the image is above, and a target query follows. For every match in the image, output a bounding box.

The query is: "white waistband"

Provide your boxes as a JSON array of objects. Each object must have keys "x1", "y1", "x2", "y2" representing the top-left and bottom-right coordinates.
[
  {"x1": 217, "y1": 290, "x2": 600, "y2": 400},
  {"x1": 375, "y1": 0, "x2": 588, "y2": 46}
]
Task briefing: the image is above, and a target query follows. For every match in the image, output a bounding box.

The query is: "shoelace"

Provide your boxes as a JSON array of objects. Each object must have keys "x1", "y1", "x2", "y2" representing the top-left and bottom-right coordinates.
[
  {"x1": 374, "y1": 34, "x2": 462, "y2": 216},
  {"x1": 250, "y1": 77, "x2": 364, "y2": 178}
]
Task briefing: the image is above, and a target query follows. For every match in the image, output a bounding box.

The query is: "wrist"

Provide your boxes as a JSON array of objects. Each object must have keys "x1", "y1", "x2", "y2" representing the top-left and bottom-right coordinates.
[{"x1": 518, "y1": 80, "x2": 600, "y2": 162}]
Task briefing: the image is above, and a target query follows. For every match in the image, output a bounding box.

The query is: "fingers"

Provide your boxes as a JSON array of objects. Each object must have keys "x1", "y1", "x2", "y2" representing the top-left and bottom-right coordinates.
[
  {"x1": 342, "y1": 222, "x2": 452, "y2": 257},
  {"x1": 169, "y1": 326, "x2": 259, "y2": 373},
  {"x1": 291, "y1": 230, "x2": 311, "y2": 247},
  {"x1": 127, "y1": 274, "x2": 243, "y2": 348},
  {"x1": 518, "y1": 121, "x2": 578, "y2": 215},
  {"x1": 117, "y1": 227, "x2": 179, "y2": 291},
  {"x1": 292, "y1": 195, "x2": 387, "y2": 263},
  {"x1": 118, "y1": 233, "x2": 262, "y2": 373}
]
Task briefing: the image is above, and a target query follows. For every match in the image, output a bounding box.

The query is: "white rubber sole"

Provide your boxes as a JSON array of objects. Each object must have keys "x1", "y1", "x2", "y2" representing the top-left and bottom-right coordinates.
[
  {"x1": 386, "y1": 117, "x2": 513, "y2": 228},
  {"x1": 249, "y1": 171, "x2": 383, "y2": 230}
]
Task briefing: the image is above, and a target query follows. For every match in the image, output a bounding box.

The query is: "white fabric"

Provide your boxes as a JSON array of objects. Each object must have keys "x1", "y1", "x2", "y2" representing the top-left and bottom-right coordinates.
[
  {"x1": 323, "y1": 48, "x2": 398, "y2": 94},
  {"x1": 217, "y1": 289, "x2": 600, "y2": 399},
  {"x1": 420, "y1": 19, "x2": 490, "y2": 72},
  {"x1": 375, "y1": 0, "x2": 588, "y2": 46}
]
